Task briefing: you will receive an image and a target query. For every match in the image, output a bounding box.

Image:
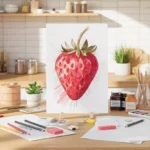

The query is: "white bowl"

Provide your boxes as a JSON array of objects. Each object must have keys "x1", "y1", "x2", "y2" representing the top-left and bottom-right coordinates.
[
  {"x1": 5, "y1": 4, "x2": 18, "y2": 8},
  {"x1": 4, "y1": 7, "x2": 18, "y2": 13}
]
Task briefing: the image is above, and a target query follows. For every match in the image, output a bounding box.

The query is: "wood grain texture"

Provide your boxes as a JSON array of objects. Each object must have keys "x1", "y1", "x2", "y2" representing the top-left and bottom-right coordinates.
[
  {"x1": 0, "y1": 73, "x2": 141, "y2": 88},
  {"x1": 130, "y1": 49, "x2": 149, "y2": 74},
  {"x1": 0, "y1": 73, "x2": 46, "y2": 88},
  {"x1": 1, "y1": 111, "x2": 150, "y2": 150},
  {"x1": 0, "y1": 13, "x2": 99, "y2": 17}
]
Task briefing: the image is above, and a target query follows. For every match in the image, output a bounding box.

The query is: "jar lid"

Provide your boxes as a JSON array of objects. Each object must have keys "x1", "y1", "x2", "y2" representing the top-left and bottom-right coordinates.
[
  {"x1": 15, "y1": 59, "x2": 25, "y2": 62},
  {"x1": 74, "y1": 1, "x2": 81, "y2": 4},
  {"x1": 66, "y1": 2, "x2": 73, "y2": 4},
  {"x1": 81, "y1": 1, "x2": 87, "y2": 4},
  {"x1": 28, "y1": 59, "x2": 37, "y2": 62}
]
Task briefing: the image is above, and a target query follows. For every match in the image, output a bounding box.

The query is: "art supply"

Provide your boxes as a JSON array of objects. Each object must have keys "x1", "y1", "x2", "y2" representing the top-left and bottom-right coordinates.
[
  {"x1": 24, "y1": 120, "x2": 46, "y2": 129},
  {"x1": 128, "y1": 109, "x2": 150, "y2": 119},
  {"x1": 86, "y1": 119, "x2": 96, "y2": 124},
  {"x1": 20, "y1": 107, "x2": 46, "y2": 113},
  {"x1": 0, "y1": 114, "x2": 75, "y2": 141},
  {"x1": 8, "y1": 123, "x2": 30, "y2": 135},
  {"x1": 0, "y1": 106, "x2": 25, "y2": 114},
  {"x1": 0, "y1": 105, "x2": 25, "y2": 110},
  {"x1": 134, "y1": 68, "x2": 150, "y2": 108},
  {"x1": 82, "y1": 116, "x2": 150, "y2": 144},
  {"x1": 15, "y1": 121, "x2": 45, "y2": 132},
  {"x1": 77, "y1": 120, "x2": 85, "y2": 125},
  {"x1": 47, "y1": 128, "x2": 63, "y2": 135},
  {"x1": 98, "y1": 125, "x2": 117, "y2": 130},
  {"x1": 0, "y1": 125, "x2": 22, "y2": 134},
  {"x1": 125, "y1": 119, "x2": 144, "y2": 128},
  {"x1": 89, "y1": 112, "x2": 95, "y2": 119},
  {"x1": 125, "y1": 93, "x2": 136, "y2": 112},
  {"x1": 68, "y1": 125, "x2": 78, "y2": 131}
]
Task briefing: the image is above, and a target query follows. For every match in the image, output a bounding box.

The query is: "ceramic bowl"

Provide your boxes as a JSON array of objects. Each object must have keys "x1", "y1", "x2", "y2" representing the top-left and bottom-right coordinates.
[
  {"x1": 5, "y1": 4, "x2": 18, "y2": 8},
  {"x1": 4, "y1": 5, "x2": 18, "y2": 13}
]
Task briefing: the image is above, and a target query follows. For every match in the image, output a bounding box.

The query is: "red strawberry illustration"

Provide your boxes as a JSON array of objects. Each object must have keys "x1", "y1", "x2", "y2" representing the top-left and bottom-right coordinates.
[{"x1": 55, "y1": 27, "x2": 98, "y2": 101}]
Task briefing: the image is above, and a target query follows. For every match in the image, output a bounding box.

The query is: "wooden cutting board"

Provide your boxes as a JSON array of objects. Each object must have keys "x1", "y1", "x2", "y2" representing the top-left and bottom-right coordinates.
[{"x1": 130, "y1": 48, "x2": 149, "y2": 74}]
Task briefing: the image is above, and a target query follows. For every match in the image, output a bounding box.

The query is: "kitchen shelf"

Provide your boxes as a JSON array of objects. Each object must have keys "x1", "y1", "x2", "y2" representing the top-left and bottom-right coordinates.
[
  {"x1": 0, "y1": 73, "x2": 140, "y2": 88},
  {"x1": 0, "y1": 13, "x2": 99, "y2": 17}
]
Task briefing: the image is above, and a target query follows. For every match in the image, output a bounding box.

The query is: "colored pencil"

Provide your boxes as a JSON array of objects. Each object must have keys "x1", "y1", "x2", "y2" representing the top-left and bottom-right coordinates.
[
  {"x1": 8, "y1": 123, "x2": 30, "y2": 135},
  {"x1": 14, "y1": 121, "x2": 45, "y2": 132},
  {"x1": 0, "y1": 125, "x2": 22, "y2": 134},
  {"x1": 24, "y1": 120, "x2": 46, "y2": 129},
  {"x1": 125, "y1": 119, "x2": 144, "y2": 128}
]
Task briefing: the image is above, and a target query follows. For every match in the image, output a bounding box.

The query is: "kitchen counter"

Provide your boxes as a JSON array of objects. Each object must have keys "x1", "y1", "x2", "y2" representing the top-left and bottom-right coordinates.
[{"x1": 0, "y1": 73, "x2": 139, "y2": 88}]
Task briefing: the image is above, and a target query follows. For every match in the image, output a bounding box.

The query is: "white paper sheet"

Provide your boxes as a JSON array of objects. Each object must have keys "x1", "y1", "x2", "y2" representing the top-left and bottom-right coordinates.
[
  {"x1": 82, "y1": 116, "x2": 150, "y2": 144},
  {"x1": 0, "y1": 114, "x2": 75, "y2": 141}
]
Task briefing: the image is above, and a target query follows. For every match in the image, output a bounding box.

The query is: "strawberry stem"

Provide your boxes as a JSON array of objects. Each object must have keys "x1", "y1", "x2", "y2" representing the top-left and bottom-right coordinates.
[{"x1": 77, "y1": 27, "x2": 89, "y2": 57}]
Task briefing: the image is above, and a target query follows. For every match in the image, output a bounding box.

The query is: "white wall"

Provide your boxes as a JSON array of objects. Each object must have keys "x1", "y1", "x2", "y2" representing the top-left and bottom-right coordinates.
[{"x1": 0, "y1": 0, "x2": 150, "y2": 73}]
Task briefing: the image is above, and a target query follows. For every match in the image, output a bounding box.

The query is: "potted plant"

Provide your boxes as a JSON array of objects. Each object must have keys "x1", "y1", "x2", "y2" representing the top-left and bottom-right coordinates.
[
  {"x1": 114, "y1": 46, "x2": 132, "y2": 76},
  {"x1": 26, "y1": 82, "x2": 43, "y2": 107}
]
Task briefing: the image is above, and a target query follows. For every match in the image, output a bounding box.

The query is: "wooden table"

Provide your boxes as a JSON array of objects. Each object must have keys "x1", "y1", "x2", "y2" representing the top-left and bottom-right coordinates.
[{"x1": 1, "y1": 111, "x2": 150, "y2": 150}]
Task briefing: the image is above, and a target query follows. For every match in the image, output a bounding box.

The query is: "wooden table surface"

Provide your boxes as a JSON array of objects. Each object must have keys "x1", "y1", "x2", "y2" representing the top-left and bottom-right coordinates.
[
  {"x1": 0, "y1": 73, "x2": 140, "y2": 88},
  {"x1": 1, "y1": 111, "x2": 150, "y2": 150}
]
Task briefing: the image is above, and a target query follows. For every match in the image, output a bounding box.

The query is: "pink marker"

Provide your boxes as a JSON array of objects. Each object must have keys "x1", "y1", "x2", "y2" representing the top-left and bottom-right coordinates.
[{"x1": 98, "y1": 125, "x2": 117, "y2": 130}]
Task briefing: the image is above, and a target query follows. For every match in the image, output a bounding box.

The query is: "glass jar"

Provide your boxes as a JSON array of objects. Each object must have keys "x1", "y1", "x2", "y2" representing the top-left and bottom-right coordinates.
[
  {"x1": 0, "y1": 51, "x2": 7, "y2": 74},
  {"x1": 81, "y1": 1, "x2": 87, "y2": 13},
  {"x1": 126, "y1": 93, "x2": 136, "y2": 112},
  {"x1": 136, "y1": 84, "x2": 150, "y2": 109},
  {"x1": 15, "y1": 59, "x2": 26, "y2": 75},
  {"x1": 110, "y1": 92, "x2": 122, "y2": 111},
  {"x1": 65, "y1": 2, "x2": 73, "y2": 13},
  {"x1": 73, "y1": 2, "x2": 81, "y2": 13},
  {"x1": 27, "y1": 59, "x2": 38, "y2": 75}
]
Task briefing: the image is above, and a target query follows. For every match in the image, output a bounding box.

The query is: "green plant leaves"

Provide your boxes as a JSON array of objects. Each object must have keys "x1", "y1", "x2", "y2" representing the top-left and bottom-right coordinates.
[
  {"x1": 26, "y1": 82, "x2": 43, "y2": 94},
  {"x1": 114, "y1": 46, "x2": 132, "y2": 63}
]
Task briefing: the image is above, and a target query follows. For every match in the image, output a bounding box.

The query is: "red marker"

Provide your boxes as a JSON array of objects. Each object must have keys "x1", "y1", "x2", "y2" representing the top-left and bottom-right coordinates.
[{"x1": 98, "y1": 125, "x2": 117, "y2": 130}]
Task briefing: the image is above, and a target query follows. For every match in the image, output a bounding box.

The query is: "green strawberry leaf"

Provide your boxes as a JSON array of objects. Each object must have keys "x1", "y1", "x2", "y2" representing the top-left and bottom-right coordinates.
[
  {"x1": 81, "y1": 39, "x2": 88, "y2": 50},
  {"x1": 81, "y1": 50, "x2": 87, "y2": 56},
  {"x1": 65, "y1": 42, "x2": 71, "y2": 49},
  {"x1": 61, "y1": 45, "x2": 72, "y2": 52},
  {"x1": 68, "y1": 50, "x2": 76, "y2": 55},
  {"x1": 71, "y1": 39, "x2": 77, "y2": 49},
  {"x1": 76, "y1": 51, "x2": 80, "y2": 57},
  {"x1": 87, "y1": 45, "x2": 97, "y2": 52}
]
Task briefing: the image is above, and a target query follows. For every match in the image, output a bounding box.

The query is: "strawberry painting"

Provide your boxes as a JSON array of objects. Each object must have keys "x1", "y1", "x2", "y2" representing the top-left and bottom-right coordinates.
[{"x1": 55, "y1": 27, "x2": 98, "y2": 101}]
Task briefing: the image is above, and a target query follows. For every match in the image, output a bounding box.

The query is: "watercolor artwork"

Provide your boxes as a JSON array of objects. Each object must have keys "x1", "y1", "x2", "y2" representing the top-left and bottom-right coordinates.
[{"x1": 46, "y1": 24, "x2": 108, "y2": 113}]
